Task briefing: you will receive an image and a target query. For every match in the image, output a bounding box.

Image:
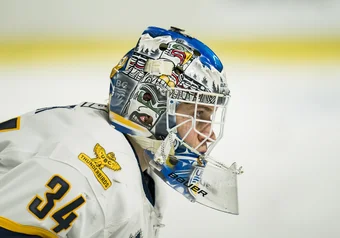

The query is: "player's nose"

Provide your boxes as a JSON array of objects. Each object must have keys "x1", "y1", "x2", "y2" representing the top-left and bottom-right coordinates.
[{"x1": 198, "y1": 123, "x2": 216, "y2": 142}]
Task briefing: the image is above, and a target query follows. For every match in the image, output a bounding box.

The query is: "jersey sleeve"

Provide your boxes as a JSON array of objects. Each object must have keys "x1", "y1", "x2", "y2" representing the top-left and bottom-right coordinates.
[{"x1": 0, "y1": 157, "x2": 100, "y2": 238}]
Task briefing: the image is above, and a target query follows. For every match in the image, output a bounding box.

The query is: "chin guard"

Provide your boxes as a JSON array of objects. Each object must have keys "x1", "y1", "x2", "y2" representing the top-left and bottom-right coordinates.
[
  {"x1": 150, "y1": 153, "x2": 242, "y2": 214},
  {"x1": 144, "y1": 133, "x2": 242, "y2": 214},
  {"x1": 194, "y1": 158, "x2": 242, "y2": 214}
]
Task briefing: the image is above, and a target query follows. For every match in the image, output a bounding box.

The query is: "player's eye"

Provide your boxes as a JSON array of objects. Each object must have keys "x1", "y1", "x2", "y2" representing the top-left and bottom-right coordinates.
[
  {"x1": 196, "y1": 110, "x2": 212, "y2": 121},
  {"x1": 196, "y1": 110, "x2": 204, "y2": 119},
  {"x1": 143, "y1": 92, "x2": 152, "y2": 101}
]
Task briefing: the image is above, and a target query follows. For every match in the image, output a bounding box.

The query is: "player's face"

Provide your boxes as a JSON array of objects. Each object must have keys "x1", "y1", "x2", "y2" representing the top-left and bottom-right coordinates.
[{"x1": 176, "y1": 103, "x2": 216, "y2": 153}]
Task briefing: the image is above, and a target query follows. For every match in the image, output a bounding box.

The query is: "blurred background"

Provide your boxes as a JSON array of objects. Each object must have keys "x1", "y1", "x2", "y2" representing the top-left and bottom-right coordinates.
[{"x1": 0, "y1": 0, "x2": 339, "y2": 238}]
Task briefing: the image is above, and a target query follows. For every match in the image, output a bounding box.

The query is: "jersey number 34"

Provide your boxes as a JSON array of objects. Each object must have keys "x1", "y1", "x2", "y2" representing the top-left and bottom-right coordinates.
[{"x1": 27, "y1": 175, "x2": 86, "y2": 234}]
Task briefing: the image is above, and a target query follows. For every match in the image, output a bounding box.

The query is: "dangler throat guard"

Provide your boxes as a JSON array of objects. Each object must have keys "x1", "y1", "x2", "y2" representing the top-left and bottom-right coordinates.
[{"x1": 132, "y1": 133, "x2": 243, "y2": 215}]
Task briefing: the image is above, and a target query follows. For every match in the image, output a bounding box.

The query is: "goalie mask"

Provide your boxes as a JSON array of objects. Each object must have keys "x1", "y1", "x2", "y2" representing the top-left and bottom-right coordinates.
[{"x1": 109, "y1": 26, "x2": 242, "y2": 214}]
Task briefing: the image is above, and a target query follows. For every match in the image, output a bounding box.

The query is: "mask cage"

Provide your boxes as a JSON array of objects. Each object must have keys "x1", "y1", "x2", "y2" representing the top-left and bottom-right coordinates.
[{"x1": 166, "y1": 87, "x2": 230, "y2": 156}]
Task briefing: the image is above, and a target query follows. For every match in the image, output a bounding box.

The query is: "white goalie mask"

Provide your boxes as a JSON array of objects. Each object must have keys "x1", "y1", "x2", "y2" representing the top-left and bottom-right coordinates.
[{"x1": 109, "y1": 26, "x2": 242, "y2": 214}]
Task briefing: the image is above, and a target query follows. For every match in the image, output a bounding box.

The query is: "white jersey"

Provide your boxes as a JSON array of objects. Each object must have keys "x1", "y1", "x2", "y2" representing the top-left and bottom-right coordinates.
[{"x1": 0, "y1": 102, "x2": 166, "y2": 238}]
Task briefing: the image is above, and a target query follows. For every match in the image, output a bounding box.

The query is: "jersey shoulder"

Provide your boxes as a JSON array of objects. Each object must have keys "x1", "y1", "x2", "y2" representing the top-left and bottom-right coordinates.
[
  {"x1": 0, "y1": 101, "x2": 108, "y2": 134},
  {"x1": 0, "y1": 102, "x2": 110, "y2": 165}
]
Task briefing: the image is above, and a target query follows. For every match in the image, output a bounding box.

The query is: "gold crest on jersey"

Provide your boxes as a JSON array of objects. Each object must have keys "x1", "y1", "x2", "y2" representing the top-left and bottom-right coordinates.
[{"x1": 78, "y1": 143, "x2": 121, "y2": 190}]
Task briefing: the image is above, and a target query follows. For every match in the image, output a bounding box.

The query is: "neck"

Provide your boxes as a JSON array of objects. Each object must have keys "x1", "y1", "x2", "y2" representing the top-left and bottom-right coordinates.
[{"x1": 126, "y1": 135, "x2": 149, "y2": 172}]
